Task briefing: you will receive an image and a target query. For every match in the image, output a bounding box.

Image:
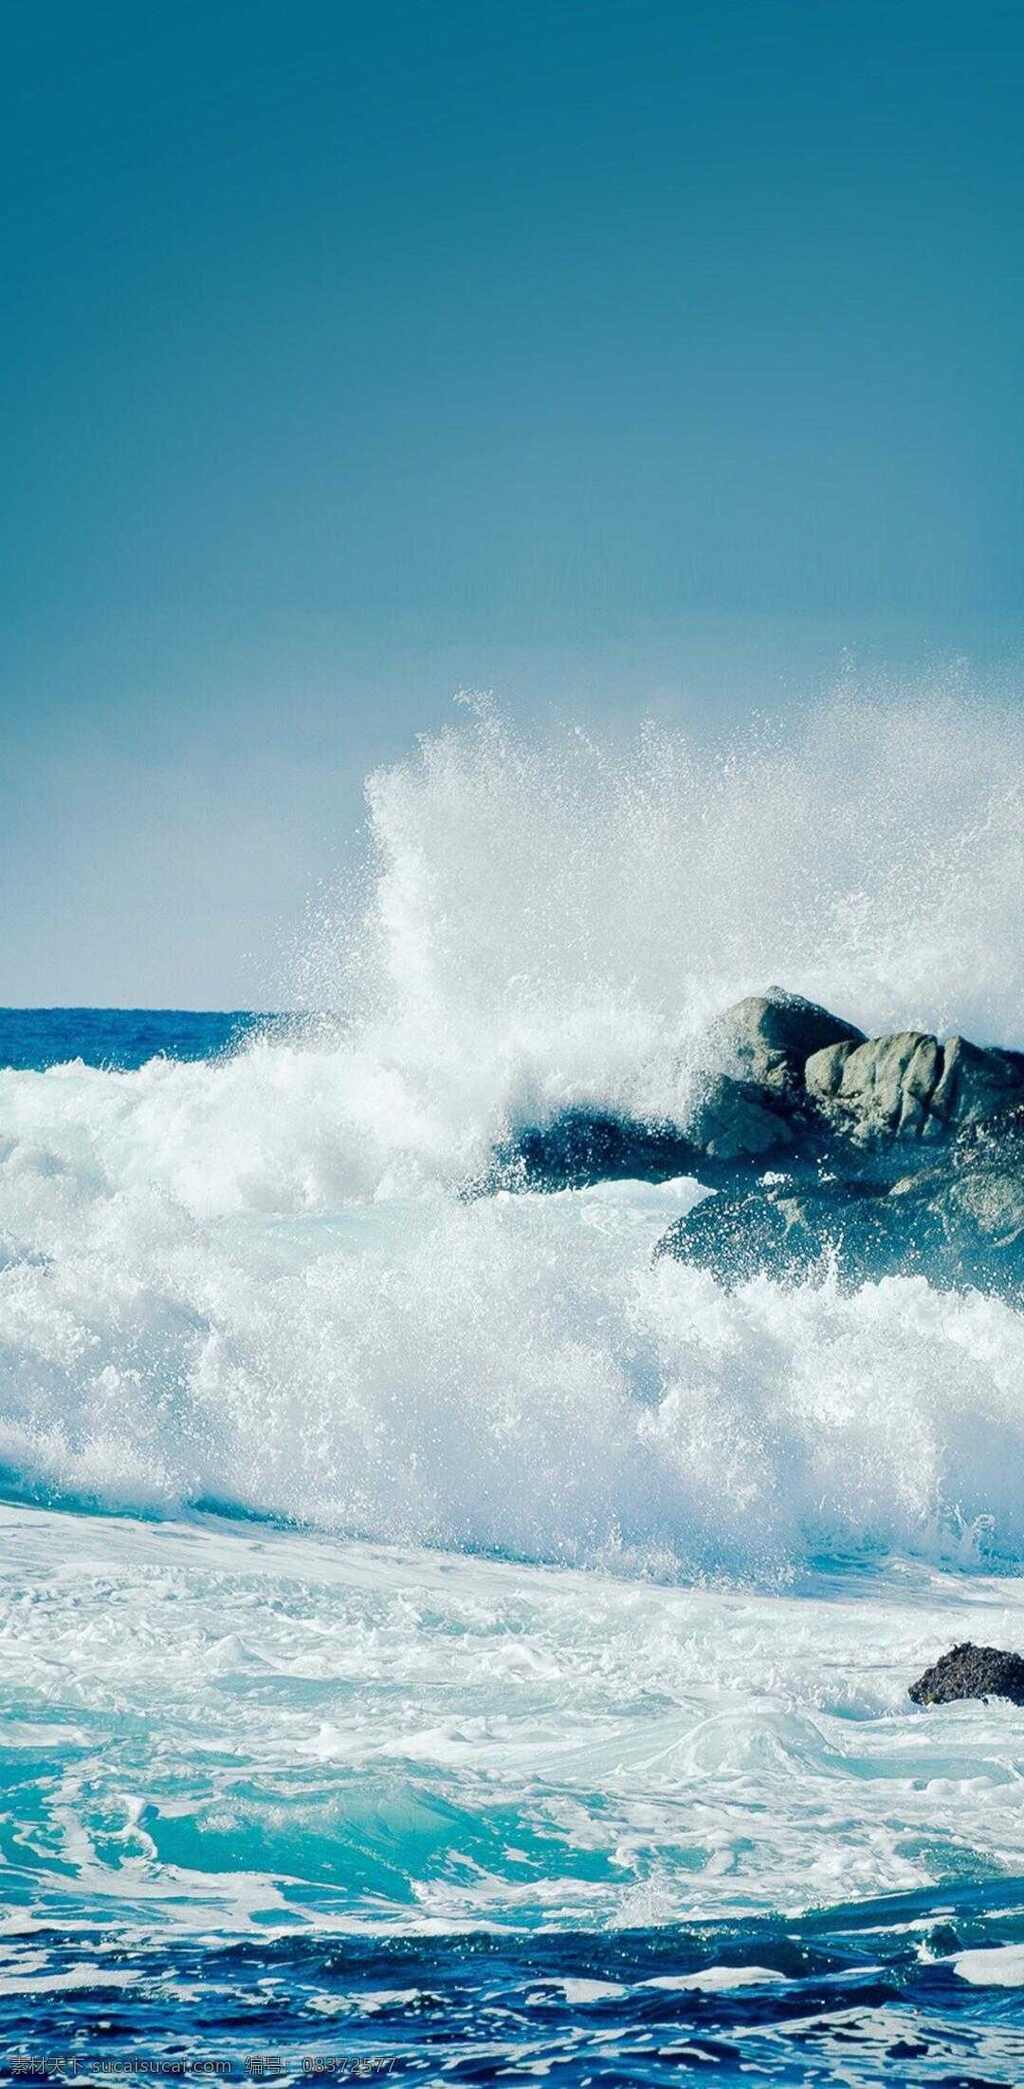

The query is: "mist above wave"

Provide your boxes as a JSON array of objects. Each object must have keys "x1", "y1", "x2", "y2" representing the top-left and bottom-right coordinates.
[
  {"x1": 297, "y1": 687, "x2": 1024, "y2": 1154},
  {"x1": 6, "y1": 687, "x2": 1024, "y2": 1216}
]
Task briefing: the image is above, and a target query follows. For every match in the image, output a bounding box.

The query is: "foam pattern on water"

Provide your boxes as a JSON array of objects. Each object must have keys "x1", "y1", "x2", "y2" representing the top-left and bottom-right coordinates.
[
  {"x1": 4, "y1": 1504, "x2": 1024, "y2": 1940},
  {"x1": 3, "y1": 1166, "x2": 1024, "y2": 1569}
]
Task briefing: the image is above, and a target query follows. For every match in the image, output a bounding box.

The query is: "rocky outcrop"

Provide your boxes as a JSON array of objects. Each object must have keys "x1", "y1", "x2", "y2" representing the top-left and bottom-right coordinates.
[
  {"x1": 486, "y1": 989, "x2": 1024, "y2": 1194},
  {"x1": 678, "y1": 992, "x2": 865, "y2": 1164},
  {"x1": 481, "y1": 990, "x2": 870, "y2": 1191},
  {"x1": 909, "y1": 1643, "x2": 1024, "y2": 1708},
  {"x1": 477, "y1": 987, "x2": 1024, "y2": 1294}
]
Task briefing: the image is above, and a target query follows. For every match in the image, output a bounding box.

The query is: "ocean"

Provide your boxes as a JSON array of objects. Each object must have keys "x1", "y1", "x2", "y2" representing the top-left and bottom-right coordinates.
[{"x1": 3, "y1": 700, "x2": 1024, "y2": 2083}]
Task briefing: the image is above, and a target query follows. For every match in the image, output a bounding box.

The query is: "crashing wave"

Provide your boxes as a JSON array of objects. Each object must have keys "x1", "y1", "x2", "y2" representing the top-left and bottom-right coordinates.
[{"x1": 3, "y1": 694, "x2": 1024, "y2": 1570}]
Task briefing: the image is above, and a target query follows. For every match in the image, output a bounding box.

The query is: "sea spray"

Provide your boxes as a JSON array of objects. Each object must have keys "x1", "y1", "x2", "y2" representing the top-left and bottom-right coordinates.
[{"x1": 3, "y1": 694, "x2": 1024, "y2": 1565}]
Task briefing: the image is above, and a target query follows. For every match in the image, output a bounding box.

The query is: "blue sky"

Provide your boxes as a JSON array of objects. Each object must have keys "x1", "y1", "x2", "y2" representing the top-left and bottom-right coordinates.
[{"x1": 3, "y1": 0, "x2": 1023, "y2": 1004}]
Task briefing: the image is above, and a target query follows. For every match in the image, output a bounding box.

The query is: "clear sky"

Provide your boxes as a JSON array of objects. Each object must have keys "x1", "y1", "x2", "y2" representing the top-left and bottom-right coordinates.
[{"x1": 3, "y1": 0, "x2": 1023, "y2": 1005}]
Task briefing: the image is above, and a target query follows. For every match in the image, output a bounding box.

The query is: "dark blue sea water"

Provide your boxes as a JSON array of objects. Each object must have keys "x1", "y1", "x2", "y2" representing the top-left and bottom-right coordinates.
[
  {"x1": 0, "y1": 1009, "x2": 270, "y2": 1073},
  {"x1": 3, "y1": 1009, "x2": 1024, "y2": 2083},
  {"x1": 7, "y1": 1891, "x2": 1024, "y2": 2086}
]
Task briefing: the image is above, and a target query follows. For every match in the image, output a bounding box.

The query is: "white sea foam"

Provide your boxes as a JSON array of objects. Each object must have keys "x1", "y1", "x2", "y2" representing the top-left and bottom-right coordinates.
[
  {"x1": 954, "y1": 1945, "x2": 1024, "y2": 1986},
  {"x1": 3, "y1": 1502, "x2": 1024, "y2": 1938},
  {"x1": 2, "y1": 694, "x2": 1024, "y2": 1570}
]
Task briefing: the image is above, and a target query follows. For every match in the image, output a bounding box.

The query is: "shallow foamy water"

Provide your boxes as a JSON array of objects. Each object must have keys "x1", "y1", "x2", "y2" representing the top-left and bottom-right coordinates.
[{"x1": 4, "y1": 1504, "x2": 1024, "y2": 2079}]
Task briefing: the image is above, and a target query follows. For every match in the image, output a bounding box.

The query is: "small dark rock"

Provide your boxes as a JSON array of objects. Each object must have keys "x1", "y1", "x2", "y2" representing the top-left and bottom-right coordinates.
[{"x1": 909, "y1": 1642, "x2": 1024, "y2": 1708}]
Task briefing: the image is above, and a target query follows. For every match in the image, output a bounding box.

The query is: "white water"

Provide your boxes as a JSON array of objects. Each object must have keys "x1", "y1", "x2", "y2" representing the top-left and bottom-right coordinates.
[
  {"x1": 4, "y1": 1157, "x2": 1024, "y2": 1573},
  {"x1": 3, "y1": 693, "x2": 1024, "y2": 1572},
  {"x1": 5, "y1": 1500, "x2": 1024, "y2": 1939}
]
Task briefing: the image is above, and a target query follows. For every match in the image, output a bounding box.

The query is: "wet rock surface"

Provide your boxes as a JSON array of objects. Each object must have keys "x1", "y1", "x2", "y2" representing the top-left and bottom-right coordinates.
[
  {"x1": 909, "y1": 1643, "x2": 1024, "y2": 1708},
  {"x1": 654, "y1": 1176, "x2": 927, "y2": 1287},
  {"x1": 480, "y1": 988, "x2": 1024, "y2": 1293},
  {"x1": 702, "y1": 991, "x2": 865, "y2": 1097},
  {"x1": 655, "y1": 1116, "x2": 1024, "y2": 1293},
  {"x1": 806, "y1": 1031, "x2": 1024, "y2": 1148}
]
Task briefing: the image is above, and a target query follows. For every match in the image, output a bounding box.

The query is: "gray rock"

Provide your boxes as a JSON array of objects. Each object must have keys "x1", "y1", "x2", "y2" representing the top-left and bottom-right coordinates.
[
  {"x1": 939, "y1": 1163, "x2": 1024, "y2": 1249},
  {"x1": 685, "y1": 1074, "x2": 799, "y2": 1161},
  {"x1": 654, "y1": 1177, "x2": 926, "y2": 1288},
  {"x1": 805, "y1": 1031, "x2": 1024, "y2": 1147},
  {"x1": 668, "y1": 989, "x2": 865, "y2": 1169},
  {"x1": 654, "y1": 1111, "x2": 1024, "y2": 1292},
  {"x1": 705, "y1": 990, "x2": 865, "y2": 1095},
  {"x1": 909, "y1": 1643, "x2": 1024, "y2": 1707},
  {"x1": 902, "y1": 1134, "x2": 1024, "y2": 1257},
  {"x1": 476, "y1": 994, "x2": 1024, "y2": 1297}
]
